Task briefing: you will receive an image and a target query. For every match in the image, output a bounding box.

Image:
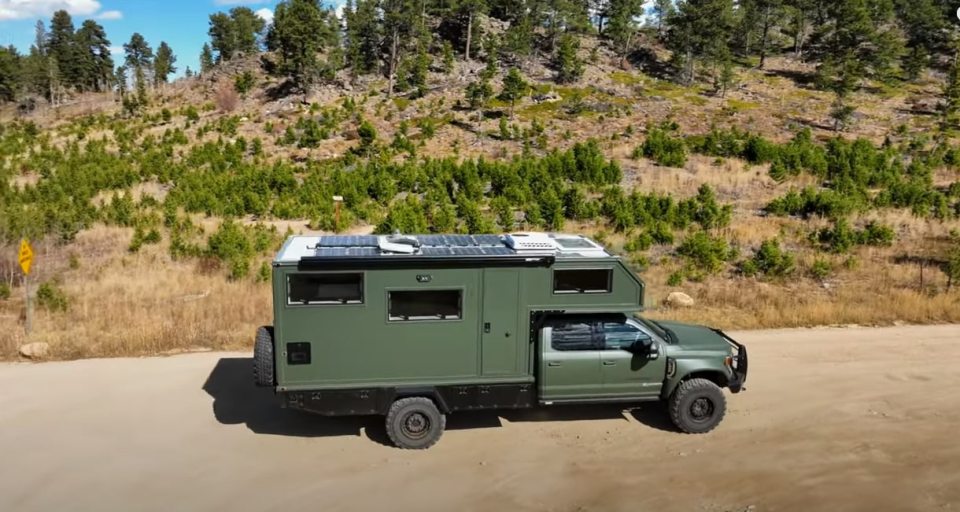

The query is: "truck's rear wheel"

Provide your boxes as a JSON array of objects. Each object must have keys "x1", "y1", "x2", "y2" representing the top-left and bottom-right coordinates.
[
  {"x1": 668, "y1": 378, "x2": 726, "y2": 434},
  {"x1": 253, "y1": 326, "x2": 275, "y2": 387},
  {"x1": 385, "y1": 397, "x2": 445, "y2": 449}
]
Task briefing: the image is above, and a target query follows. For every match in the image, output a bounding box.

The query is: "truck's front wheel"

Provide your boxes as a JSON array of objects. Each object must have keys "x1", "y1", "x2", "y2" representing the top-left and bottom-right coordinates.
[
  {"x1": 668, "y1": 378, "x2": 727, "y2": 434},
  {"x1": 385, "y1": 397, "x2": 446, "y2": 449}
]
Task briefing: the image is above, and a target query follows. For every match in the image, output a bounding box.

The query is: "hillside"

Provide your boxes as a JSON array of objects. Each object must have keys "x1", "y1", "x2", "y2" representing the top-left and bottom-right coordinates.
[{"x1": 3, "y1": 10, "x2": 960, "y2": 359}]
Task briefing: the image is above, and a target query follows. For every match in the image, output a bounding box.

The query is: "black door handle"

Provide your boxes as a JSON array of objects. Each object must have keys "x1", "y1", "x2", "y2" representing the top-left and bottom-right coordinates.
[
  {"x1": 602, "y1": 361, "x2": 616, "y2": 366},
  {"x1": 484, "y1": 322, "x2": 490, "y2": 333},
  {"x1": 547, "y1": 362, "x2": 561, "y2": 367}
]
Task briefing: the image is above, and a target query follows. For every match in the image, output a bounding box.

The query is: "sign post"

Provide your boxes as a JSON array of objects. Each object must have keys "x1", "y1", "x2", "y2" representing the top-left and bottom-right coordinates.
[
  {"x1": 333, "y1": 196, "x2": 344, "y2": 232},
  {"x1": 18, "y1": 239, "x2": 34, "y2": 336}
]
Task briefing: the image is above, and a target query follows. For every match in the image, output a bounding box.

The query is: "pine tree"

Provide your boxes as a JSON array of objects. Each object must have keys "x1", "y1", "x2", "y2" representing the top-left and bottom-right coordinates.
[
  {"x1": 208, "y1": 12, "x2": 236, "y2": 62},
  {"x1": 457, "y1": 0, "x2": 488, "y2": 61},
  {"x1": 267, "y1": 0, "x2": 337, "y2": 94},
  {"x1": 0, "y1": 46, "x2": 19, "y2": 102},
  {"x1": 651, "y1": 0, "x2": 674, "y2": 38},
  {"x1": 344, "y1": 0, "x2": 380, "y2": 76},
  {"x1": 124, "y1": 33, "x2": 153, "y2": 93},
  {"x1": 75, "y1": 20, "x2": 113, "y2": 92},
  {"x1": 115, "y1": 65, "x2": 128, "y2": 97},
  {"x1": 466, "y1": 78, "x2": 493, "y2": 125},
  {"x1": 813, "y1": 0, "x2": 904, "y2": 129},
  {"x1": 499, "y1": 67, "x2": 528, "y2": 117},
  {"x1": 381, "y1": 0, "x2": 419, "y2": 97},
  {"x1": 200, "y1": 43, "x2": 215, "y2": 75},
  {"x1": 231, "y1": 7, "x2": 267, "y2": 56},
  {"x1": 554, "y1": 33, "x2": 584, "y2": 84},
  {"x1": 606, "y1": 0, "x2": 644, "y2": 62},
  {"x1": 666, "y1": 0, "x2": 735, "y2": 84},
  {"x1": 48, "y1": 10, "x2": 81, "y2": 89},
  {"x1": 154, "y1": 42, "x2": 177, "y2": 86},
  {"x1": 896, "y1": 0, "x2": 947, "y2": 80},
  {"x1": 738, "y1": 0, "x2": 783, "y2": 68},
  {"x1": 941, "y1": 41, "x2": 960, "y2": 131}
]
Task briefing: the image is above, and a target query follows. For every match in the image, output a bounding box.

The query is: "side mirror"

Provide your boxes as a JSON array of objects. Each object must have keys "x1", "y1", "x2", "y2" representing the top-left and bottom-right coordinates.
[{"x1": 627, "y1": 339, "x2": 659, "y2": 359}]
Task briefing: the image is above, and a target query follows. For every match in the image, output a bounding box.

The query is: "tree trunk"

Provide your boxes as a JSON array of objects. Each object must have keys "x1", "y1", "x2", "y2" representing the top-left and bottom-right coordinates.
[
  {"x1": 794, "y1": 13, "x2": 805, "y2": 57},
  {"x1": 759, "y1": 7, "x2": 771, "y2": 69},
  {"x1": 465, "y1": 12, "x2": 473, "y2": 61},
  {"x1": 388, "y1": 28, "x2": 399, "y2": 98}
]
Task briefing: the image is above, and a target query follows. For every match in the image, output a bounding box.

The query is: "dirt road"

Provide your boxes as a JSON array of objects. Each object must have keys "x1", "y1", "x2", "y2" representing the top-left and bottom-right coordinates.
[{"x1": 1, "y1": 325, "x2": 959, "y2": 512}]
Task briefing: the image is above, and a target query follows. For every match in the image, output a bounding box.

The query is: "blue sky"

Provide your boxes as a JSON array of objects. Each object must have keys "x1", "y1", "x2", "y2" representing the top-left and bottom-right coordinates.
[{"x1": 0, "y1": 0, "x2": 342, "y2": 78}]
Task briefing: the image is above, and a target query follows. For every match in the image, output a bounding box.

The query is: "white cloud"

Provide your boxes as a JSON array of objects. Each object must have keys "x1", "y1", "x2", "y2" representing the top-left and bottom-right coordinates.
[
  {"x1": 108, "y1": 45, "x2": 123, "y2": 55},
  {"x1": 254, "y1": 7, "x2": 273, "y2": 24},
  {"x1": 213, "y1": 0, "x2": 266, "y2": 5},
  {"x1": 95, "y1": 9, "x2": 122, "y2": 20},
  {"x1": 0, "y1": 0, "x2": 101, "y2": 20}
]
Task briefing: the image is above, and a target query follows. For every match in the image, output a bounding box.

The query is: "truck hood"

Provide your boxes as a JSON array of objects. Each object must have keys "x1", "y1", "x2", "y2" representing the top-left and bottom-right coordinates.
[{"x1": 653, "y1": 320, "x2": 731, "y2": 351}]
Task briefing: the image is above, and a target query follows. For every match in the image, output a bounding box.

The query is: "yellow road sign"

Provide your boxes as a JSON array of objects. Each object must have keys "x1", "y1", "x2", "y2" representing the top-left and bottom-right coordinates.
[{"x1": 18, "y1": 239, "x2": 34, "y2": 275}]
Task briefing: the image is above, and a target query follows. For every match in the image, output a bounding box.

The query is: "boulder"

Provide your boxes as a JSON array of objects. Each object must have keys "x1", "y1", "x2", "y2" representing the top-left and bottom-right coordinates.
[
  {"x1": 19, "y1": 342, "x2": 50, "y2": 359},
  {"x1": 665, "y1": 292, "x2": 695, "y2": 308}
]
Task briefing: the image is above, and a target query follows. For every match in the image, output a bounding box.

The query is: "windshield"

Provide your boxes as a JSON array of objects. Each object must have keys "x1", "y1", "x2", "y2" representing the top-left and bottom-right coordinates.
[{"x1": 632, "y1": 313, "x2": 672, "y2": 342}]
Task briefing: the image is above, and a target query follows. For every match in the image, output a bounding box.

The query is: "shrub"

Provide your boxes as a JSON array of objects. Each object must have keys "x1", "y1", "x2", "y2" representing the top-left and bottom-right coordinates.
[
  {"x1": 677, "y1": 231, "x2": 735, "y2": 274},
  {"x1": 810, "y1": 258, "x2": 832, "y2": 280},
  {"x1": 859, "y1": 221, "x2": 895, "y2": 246},
  {"x1": 37, "y1": 281, "x2": 69, "y2": 312},
  {"x1": 215, "y1": 82, "x2": 239, "y2": 113},
  {"x1": 811, "y1": 218, "x2": 858, "y2": 254},
  {"x1": 666, "y1": 271, "x2": 684, "y2": 286},
  {"x1": 185, "y1": 106, "x2": 200, "y2": 122},
  {"x1": 743, "y1": 238, "x2": 795, "y2": 278},
  {"x1": 257, "y1": 261, "x2": 271, "y2": 283},
  {"x1": 357, "y1": 120, "x2": 377, "y2": 155},
  {"x1": 641, "y1": 124, "x2": 687, "y2": 167},
  {"x1": 234, "y1": 71, "x2": 256, "y2": 97}
]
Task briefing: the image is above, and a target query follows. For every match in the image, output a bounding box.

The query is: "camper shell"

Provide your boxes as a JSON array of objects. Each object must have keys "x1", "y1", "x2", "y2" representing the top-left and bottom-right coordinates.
[{"x1": 255, "y1": 232, "x2": 747, "y2": 449}]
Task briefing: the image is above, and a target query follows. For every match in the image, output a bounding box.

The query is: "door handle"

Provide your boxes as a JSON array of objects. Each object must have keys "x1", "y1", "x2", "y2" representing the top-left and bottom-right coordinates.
[
  {"x1": 602, "y1": 361, "x2": 616, "y2": 366},
  {"x1": 547, "y1": 362, "x2": 562, "y2": 367}
]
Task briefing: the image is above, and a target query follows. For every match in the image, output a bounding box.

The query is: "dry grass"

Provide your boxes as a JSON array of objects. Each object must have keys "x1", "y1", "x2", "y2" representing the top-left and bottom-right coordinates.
[{"x1": 0, "y1": 227, "x2": 271, "y2": 360}]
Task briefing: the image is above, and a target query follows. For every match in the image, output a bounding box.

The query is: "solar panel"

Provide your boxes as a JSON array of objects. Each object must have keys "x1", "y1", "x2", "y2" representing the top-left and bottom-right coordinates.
[
  {"x1": 417, "y1": 234, "x2": 504, "y2": 247},
  {"x1": 472, "y1": 234, "x2": 504, "y2": 246},
  {"x1": 317, "y1": 235, "x2": 379, "y2": 248},
  {"x1": 315, "y1": 247, "x2": 379, "y2": 257}
]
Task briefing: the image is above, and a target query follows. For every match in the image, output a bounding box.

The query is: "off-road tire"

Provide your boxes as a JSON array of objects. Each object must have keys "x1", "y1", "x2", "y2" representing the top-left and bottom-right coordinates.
[
  {"x1": 385, "y1": 397, "x2": 446, "y2": 449},
  {"x1": 668, "y1": 378, "x2": 727, "y2": 434},
  {"x1": 253, "y1": 326, "x2": 275, "y2": 387}
]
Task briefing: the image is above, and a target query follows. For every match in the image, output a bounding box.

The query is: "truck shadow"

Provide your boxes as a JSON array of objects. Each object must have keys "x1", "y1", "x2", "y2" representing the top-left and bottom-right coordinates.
[{"x1": 203, "y1": 358, "x2": 678, "y2": 447}]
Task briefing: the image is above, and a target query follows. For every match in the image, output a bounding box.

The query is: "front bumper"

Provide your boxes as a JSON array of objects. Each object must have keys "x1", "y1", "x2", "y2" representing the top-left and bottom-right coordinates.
[{"x1": 712, "y1": 329, "x2": 748, "y2": 393}]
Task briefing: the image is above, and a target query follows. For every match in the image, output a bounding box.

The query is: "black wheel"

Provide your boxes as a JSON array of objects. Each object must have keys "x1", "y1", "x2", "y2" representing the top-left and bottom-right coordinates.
[
  {"x1": 385, "y1": 397, "x2": 446, "y2": 449},
  {"x1": 253, "y1": 326, "x2": 275, "y2": 387},
  {"x1": 668, "y1": 378, "x2": 727, "y2": 434}
]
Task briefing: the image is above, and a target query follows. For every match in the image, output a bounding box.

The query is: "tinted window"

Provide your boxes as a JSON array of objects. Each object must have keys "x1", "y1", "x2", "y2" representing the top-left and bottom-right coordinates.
[
  {"x1": 553, "y1": 269, "x2": 612, "y2": 294},
  {"x1": 288, "y1": 273, "x2": 363, "y2": 305},
  {"x1": 388, "y1": 290, "x2": 462, "y2": 321},
  {"x1": 550, "y1": 321, "x2": 597, "y2": 351},
  {"x1": 600, "y1": 321, "x2": 650, "y2": 350}
]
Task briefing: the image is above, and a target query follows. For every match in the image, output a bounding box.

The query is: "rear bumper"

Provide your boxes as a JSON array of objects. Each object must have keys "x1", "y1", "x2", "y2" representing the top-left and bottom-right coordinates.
[{"x1": 712, "y1": 329, "x2": 748, "y2": 393}]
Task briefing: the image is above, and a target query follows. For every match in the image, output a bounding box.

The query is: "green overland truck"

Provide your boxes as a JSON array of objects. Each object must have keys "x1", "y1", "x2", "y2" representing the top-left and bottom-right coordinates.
[{"x1": 253, "y1": 232, "x2": 747, "y2": 449}]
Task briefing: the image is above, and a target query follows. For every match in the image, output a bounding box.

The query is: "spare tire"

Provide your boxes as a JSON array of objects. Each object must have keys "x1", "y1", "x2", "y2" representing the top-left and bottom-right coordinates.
[{"x1": 253, "y1": 326, "x2": 275, "y2": 387}]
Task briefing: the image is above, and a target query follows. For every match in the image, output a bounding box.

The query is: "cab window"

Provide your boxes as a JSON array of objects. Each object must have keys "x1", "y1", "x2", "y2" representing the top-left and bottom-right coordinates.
[
  {"x1": 599, "y1": 321, "x2": 651, "y2": 350},
  {"x1": 549, "y1": 320, "x2": 596, "y2": 351}
]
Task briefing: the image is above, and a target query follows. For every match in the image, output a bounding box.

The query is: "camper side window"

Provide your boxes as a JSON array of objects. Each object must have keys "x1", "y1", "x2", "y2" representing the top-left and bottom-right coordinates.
[
  {"x1": 288, "y1": 273, "x2": 363, "y2": 305},
  {"x1": 553, "y1": 269, "x2": 612, "y2": 294},
  {"x1": 388, "y1": 290, "x2": 462, "y2": 321}
]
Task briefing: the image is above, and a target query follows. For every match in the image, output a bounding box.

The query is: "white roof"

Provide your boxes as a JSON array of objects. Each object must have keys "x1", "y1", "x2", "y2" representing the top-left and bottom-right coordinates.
[{"x1": 274, "y1": 232, "x2": 611, "y2": 264}]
